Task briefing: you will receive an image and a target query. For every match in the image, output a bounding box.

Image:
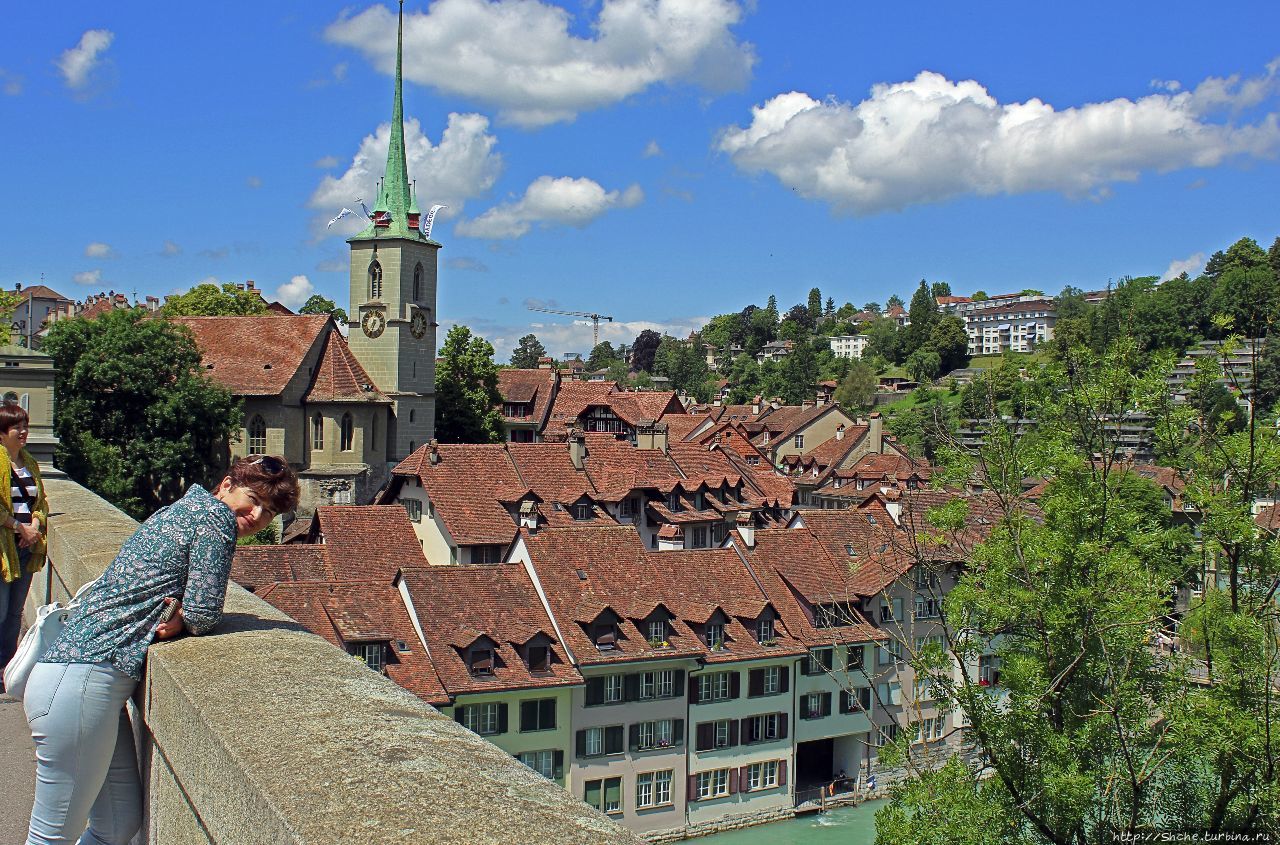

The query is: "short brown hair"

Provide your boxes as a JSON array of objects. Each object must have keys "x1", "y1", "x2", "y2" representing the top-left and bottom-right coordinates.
[
  {"x1": 0, "y1": 401, "x2": 29, "y2": 435},
  {"x1": 226, "y1": 455, "x2": 300, "y2": 515}
]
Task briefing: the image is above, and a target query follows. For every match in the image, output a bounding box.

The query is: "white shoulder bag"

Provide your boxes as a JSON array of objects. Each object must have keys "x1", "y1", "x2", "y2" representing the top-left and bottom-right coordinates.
[{"x1": 3, "y1": 578, "x2": 98, "y2": 701}]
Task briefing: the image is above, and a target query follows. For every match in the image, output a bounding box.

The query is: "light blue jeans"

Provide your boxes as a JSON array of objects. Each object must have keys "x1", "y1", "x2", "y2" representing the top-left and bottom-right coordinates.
[{"x1": 24, "y1": 662, "x2": 142, "y2": 845}]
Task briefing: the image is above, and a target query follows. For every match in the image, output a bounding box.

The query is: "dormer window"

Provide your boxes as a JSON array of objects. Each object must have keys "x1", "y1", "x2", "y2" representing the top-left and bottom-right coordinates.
[
  {"x1": 692, "y1": 492, "x2": 705, "y2": 509},
  {"x1": 756, "y1": 617, "x2": 775, "y2": 645},
  {"x1": 593, "y1": 622, "x2": 618, "y2": 651},
  {"x1": 467, "y1": 645, "x2": 495, "y2": 677},
  {"x1": 705, "y1": 622, "x2": 725, "y2": 650},
  {"x1": 351, "y1": 642, "x2": 387, "y2": 673},
  {"x1": 573, "y1": 502, "x2": 593, "y2": 520},
  {"x1": 667, "y1": 493, "x2": 681, "y2": 512},
  {"x1": 526, "y1": 643, "x2": 551, "y2": 673},
  {"x1": 648, "y1": 619, "x2": 666, "y2": 645}
]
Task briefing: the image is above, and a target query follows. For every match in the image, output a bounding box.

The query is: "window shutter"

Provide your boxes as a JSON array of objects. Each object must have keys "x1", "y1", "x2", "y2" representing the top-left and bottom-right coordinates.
[
  {"x1": 673, "y1": 669, "x2": 686, "y2": 697},
  {"x1": 779, "y1": 666, "x2": 790, "y2": 693},
  {"x1": 748, "y1": 669, "x2": 763, "y2": 697},
  {"x1": 624, "y1": 673, "x2": 641, "y2": 702},
  {"x1": 689, "y1": 676, "x2": 701, "y2": 704},
  {"x1": 520, "y1": 700, "x2": 535, "y2": 732},
  {"x1": 801, "y1": 654, "x2": 813, "y2": 676},
  {"x1": 497, "y1": 703, "x2": 509, "y2": 734},
  {"x1": 778, "y1": 713, "x2": 788, "y2": 739},
  {"x1": 688, "y1": 774, "x2": 699, "y2": 799},
  {"x1": 892, "y1": 597, "x2": 903, "y2": 621},
  {"x1": 728, "y1": 768, "x2": 739, "y2": 794},
  {"x1": 576, "y1": 729, "x2": 588, "y2": 758},
  {"x1": 628, "y1": 723, "x2": 641, "y2": 751},
  {"x1": 673, "y1": 719, "x2": 685, "y2": 746},
  {"x1": 860, "y1": 686, "x2": 872, "y2": 712},
  {"x1": 454, "y1": 707, "x2": 466, "y2": 725},
  {"x1": 730, "y1": 672, "x2": 741, "y2": 699},
  {"x1": 739, "y1": 765, "x2": 750, "y2": 791},
  {"x1": 605, "y1": 724, "x2": 624, "y2": 754},
  {"x1": 839, "y1": 691, "x2": 851, "y2": 714},
  {"x1": 696, "y1": 722, "x2": 713, "y2": 752},
  {"x1": 821, "y1": 692, "x2": 832, "y2": 717},
  {"x1": 553, "y1": 750, "x2": 564, "y2": 780},
  {"x1": 729, "y1": 720, "x2": 740, "y2": 746},
  {"x1": 778, "y1": 760, "x2": 787, "y2": 787},
  {"x1": 585, "y1": 677, "x2": 604, "y2": 707},
  {"x1": 584, "y1": 780, "x2": 601, "y2": 810}
]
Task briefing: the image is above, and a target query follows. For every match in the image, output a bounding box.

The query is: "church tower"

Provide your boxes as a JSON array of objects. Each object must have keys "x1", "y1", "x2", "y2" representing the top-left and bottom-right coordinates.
[{"x1": 347, "y1": 0, "x2": 438, "y2": 461}]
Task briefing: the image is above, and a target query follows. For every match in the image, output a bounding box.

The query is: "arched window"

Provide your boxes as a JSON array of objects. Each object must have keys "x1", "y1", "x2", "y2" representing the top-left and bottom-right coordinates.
[
  {"x1": 409, "y1": 440, "x2": 415, "y2": 454},
  {"x1": 368, "y1": 261, "x2": 383, "y2": 300},
  {"x1": 247, "y1": 415, "x2": 267, "y2": 454},
  {"x1": 413, "y1": 263, "x2": 423, "y2": 301},
  {"x1": 340, "y1": 413, "x2": 354, "y2": 452},
  {"x1": 311, "y1": 414, "x2": 323, "y2": 451}
]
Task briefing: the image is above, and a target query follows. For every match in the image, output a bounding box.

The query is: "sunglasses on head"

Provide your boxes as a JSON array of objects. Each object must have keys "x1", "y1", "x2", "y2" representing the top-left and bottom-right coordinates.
[{"x1": 246, "y1": 455, "x2": 286, "y2": 475}]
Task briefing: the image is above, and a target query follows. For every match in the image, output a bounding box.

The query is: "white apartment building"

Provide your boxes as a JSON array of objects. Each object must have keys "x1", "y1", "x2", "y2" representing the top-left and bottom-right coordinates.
[
  {"x1": 956, "y1": 295, "x2": 1056, "y2": 356},
  {"x1": 828, "y1": 335, "x2": 870, "y2": 360}
]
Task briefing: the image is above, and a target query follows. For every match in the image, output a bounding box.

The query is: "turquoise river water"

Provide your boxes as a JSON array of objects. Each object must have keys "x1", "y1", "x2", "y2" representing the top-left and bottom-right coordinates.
[{"x1": 695, "y1": 800, "x2": 885, "y2": 845}]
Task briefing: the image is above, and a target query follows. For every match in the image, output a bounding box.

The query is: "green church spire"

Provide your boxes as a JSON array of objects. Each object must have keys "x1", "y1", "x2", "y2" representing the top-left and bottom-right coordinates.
[{"x1": 352, "y1": 0, "x2": 433, "y2": 243}]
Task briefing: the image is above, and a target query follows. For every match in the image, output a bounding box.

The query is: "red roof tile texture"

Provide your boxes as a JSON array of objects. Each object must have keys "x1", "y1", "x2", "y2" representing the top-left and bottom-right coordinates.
[
  {"x1": 305, "y1": 329, "x2": 389, "y2": 403},
  {"x1": 170, "y1": 315, "x2": 332, "y2": 396},
  {"x1": 497, "y1": 369, "x2": 557, "y2": 424},
  {"x1": 395, "y1": 444, "x2": 523, "y2": 545}
]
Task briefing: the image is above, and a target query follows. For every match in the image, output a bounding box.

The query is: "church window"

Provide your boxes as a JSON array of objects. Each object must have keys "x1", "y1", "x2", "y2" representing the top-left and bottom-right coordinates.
[
  {"x1": 340, "y1": 413, "x2": 354, "y2": 452},
  {"x1": 369, "y1": 261, "x2": 383, "y2": 300},
  {"x1": 413, "y1": 263, "x2": 423, "y2": 301},
  {"x1": 247, "y1": 415, "x2": 267, "y2": 455},
  {"x1": 311, "y1": 414, "x2": 323, "y2": 451}
]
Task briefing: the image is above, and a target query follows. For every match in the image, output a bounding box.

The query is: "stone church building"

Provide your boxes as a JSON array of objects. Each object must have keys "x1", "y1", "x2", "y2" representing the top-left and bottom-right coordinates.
[{"x1": 177, "y1": 10, "x2": 439, "y2": 516}]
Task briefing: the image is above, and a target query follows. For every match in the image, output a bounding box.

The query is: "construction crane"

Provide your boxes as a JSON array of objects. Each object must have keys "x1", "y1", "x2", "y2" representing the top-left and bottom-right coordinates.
[{"x1": 527, "y1": 306, "x2": 615, "y2": 348}]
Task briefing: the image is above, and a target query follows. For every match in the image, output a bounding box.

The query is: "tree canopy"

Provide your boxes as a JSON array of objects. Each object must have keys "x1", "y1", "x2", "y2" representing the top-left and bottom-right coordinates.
[
  {"x1": 510, "y1": 333, "x2": 547, "y2": 369},
  {"x1": 42, "y1": 309, "x2": 243, "y2": 519},
  {"x1": 434, "y1": 325, "x2": 504, "y2": 444},
  {"x1": 299, "y1": 294, "x2": 348, "y2": 325},
  {"x1": 161, "y1": 282, "x2": 271, "y2": 317}
]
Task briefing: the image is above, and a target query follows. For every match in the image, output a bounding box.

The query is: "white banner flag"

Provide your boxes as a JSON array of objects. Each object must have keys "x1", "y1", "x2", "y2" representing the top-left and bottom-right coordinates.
[{"x1": 423, "y1": 204, "x2": 447, "y2": 239}]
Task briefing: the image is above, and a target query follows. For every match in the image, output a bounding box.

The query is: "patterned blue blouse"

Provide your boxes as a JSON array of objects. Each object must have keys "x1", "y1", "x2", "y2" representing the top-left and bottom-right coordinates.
[{"x1": 41, "y1": 484, "x2": 238, "y2": 681}]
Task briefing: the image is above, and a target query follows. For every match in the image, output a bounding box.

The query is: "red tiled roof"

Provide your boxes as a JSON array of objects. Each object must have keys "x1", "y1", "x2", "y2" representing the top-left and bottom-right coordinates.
[
  {"x1": 313, "y1": 506, "x2": 427, "y2": 577},
  {"x1": 753, "y1": 403, "x2": 846, "y2": 445},
  {"x1": 232, "y1": 545, "x2": 333, "y2": 591},
  {"x1": 522, "y1": 525, "x2": 805, "y2": 665},
  {"x1": 497, "y1": 369, "x2": 557, "y2": 425},
  {"x1": 580, "y1": 435, "x2": 684, "y2": 499},
  {"x1": 15, "y1": 285, "x2": 68, "y2": 300},
  {"x1": 305, "y1": 328, "x2": 389, "y2": 403},
  {"x1": 399, "y1": 565, "x2": 582, "y2": 695},
  {"x1": 782, "y1": 428, "x2": 868, "y2": 473},
  {"x1": 846, "y1": 451, "x2": 931, "y2": 480},
  {"x1": 170, "y1": 315, "x2": 332, "y2": 396},
  {"x1": 1257, "y1": 505, "x2": 1280, "y2": 532},
  {"x1": 394, "y1": 444, "x2": 523, "y2": 545},
  {"x1": 256, "y1": 580, "x2": 450, "y2": 705}
]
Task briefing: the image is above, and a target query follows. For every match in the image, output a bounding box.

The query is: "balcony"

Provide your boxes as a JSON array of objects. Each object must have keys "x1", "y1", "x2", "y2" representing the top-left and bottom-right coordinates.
[{"x1": 2, "y1": 477, "x2": 641, "y2": 844}]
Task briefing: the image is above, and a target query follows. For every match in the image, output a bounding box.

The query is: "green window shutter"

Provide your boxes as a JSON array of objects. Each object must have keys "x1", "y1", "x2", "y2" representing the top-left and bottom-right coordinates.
[
  {"x1": 624, "y1": 674, "x2": 640, "y2": 701},
  {"x1": 520, "y1": 701, "x2": 536, "y2": 732},
  {"x1": 576, "y1": 729, "x2": 588, "y2": 758},
  {"x1": 584, "y1": 780, "x2": 602, "y2": 811},
  {"x1": 628, "y1": 723, "x2": 641, "y2": 751},
  {"x1": 605, "y1": 724, "x2": 624, "y2": 754},
  {"x1": 673, "y1": 719, "x2": 685, "y2": 745},
  {"x1": 672, "y1": 669, "x2": 686, "y2": 697},
  {"x1": 552, "y1": 750, "x2": 564, "y2": 781},
  {"x1": 604, "y1": 777, "x2": 621, "y2": 811},
  {"x1": 779, "y1": 666, "x2": 789, "y2": 693},
  {"x1": 454, "y1": 706, "x2": 466, "y2": 725},
  {"x1": 540, "y1": 698, "x2": 556, "y2": 729},
  {"x1": 585, "y1": 677, "x2": 604, "y2": 706},
  {"x1": 497, "y1": 703, "x2": 508, "y2": 734}
]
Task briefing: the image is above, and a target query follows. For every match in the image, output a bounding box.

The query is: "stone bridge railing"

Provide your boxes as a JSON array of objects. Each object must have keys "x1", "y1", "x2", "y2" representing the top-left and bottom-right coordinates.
[{"x1": 30, "y1": 477, "x2": 641, "y2": 845}]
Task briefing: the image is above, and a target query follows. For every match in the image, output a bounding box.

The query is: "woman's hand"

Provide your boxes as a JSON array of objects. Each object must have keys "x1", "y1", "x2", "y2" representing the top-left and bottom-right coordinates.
[
  {"x1": 153, "y1": 600, "x2": 185, "y2": 640},
  {"x1": 15, "y1": 521, "x2": 40, "y2": 549}
]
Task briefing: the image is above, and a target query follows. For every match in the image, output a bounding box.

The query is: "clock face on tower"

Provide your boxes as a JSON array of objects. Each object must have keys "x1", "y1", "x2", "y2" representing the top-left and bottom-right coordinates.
[
  {"x1": 410, "y1": 311, "x2": 428, "y2": 339},
  {"x1": 361, "y1": 309, "x2": 386, "y2": 339}
]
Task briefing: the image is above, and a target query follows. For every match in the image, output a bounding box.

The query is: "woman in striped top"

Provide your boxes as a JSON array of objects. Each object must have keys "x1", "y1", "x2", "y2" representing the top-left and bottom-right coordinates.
[{"x1": 0, "y1": 399, "x2": 48, "y2": 689}]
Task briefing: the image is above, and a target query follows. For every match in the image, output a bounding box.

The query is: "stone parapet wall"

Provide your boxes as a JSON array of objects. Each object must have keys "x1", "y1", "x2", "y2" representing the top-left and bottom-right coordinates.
[{"x1": 30, "y1": 478, "x2": 641, "y2": 845}]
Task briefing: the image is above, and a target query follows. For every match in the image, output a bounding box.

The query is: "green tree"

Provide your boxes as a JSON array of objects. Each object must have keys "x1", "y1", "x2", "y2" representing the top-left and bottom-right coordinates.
[
  {"x1": 807, "y1": 287, "x2": 823, "y2": 322},
  {"x1": 0, "y1": 289, "x2": 21, "y2": 344},
  {"x1": 434, "y1": 325, "x2": 504, "y2": 444},
  {"x1": 824, "y1": 296, "x2": 835, "y2": 322},
  {"x1": 971, "y1": 290, "x2": 988, "y2": 301},
  {"x1": 631, "y1": 329, "x2": 662, "y2": 372},
  {"x1": 586, "y1": 341, "x2": 619, "y2": 371},
  {"x1": 863, "y1": 302, "x2": 882, "y2": 315},
  {"x1": 887, "y1": 294, "x2": 905, "y2": 311},
  {"x1": 777, "y1": 339, "x2": 818, "y2": 404},
  {"x1": 865, "y1": 318, "x2": 902, "y2": 364},
  {"x1": 930, "y1": 281, "x2": 952, "y2": 298},
  {"x1": 765, "y1": 295, "x2": 779, "y2": 325},
  {"x1": 42, "y1": 309, "x2": 243, "y2": 519},
  {"x1": 903, "y1": 280, "x2": 939, "y2": 357},
  {"x1": 510, "y1": 333, "x2": 547, "y2": 369},
  {"x1": 161, "y1": 282, "x2": 270, "y2": 316},
  {"x1": 1209, "y1": 265, "x2": 1280, "y2": 339},
  {"x1": 299, "y1": 294, "x2": 348, "y2": 325},
  {"x1": 930, "y1": 315, "x2": 970, "y2": 374},
  {"x1": 833, "y1": 357, "x2": 877, "y2": 411},
  {"x1": 905, "y1": 346, "x2": 941, "y2": 383}
]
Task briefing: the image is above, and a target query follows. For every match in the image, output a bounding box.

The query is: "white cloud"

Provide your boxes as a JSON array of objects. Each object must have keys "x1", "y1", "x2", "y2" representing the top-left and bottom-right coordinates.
[
  {"x1": 58, "y1": 29, "x2": 114, "y2": 90},
  {"x1": 643, "y1": 140, "x2": 662, "y2": 158},
  {"x1": 160, "y1": 240, "x2": 182, "y2": 257},
  {"x1": 1162, "y1": 252, "x2": 1206, "y2": 281},
  {"x1": 273, "y1": 275, "x2": 315, "y2": 309},
  {"x1": 325, "y1": 0, "x2": 755, "y2": 127},
  {"x1": 309, "y1": 112, "x2": 502, "y2": 237},
  {"x1": 73, "y1": 269, "x2": 102, "y2": 286},
  {"x1": 84, "y1": 242, "x2": 115, "y2": 258},
  {"x1": 447, "y1": 256, "x2": 489, "y2": 272},
  {"x1": 497, "y1": 315, "x2": 710, "y2": 360},
  {"x1": 456, "y1": 176, "x2": 643, "y2": 239},
  {"x1": 246, "y1": 175, "x2": 263, "y2": 189},
  {"x1": 314, "y1": 155, "x2": 339, "y2": 169},
  {"x1": 718, "y1": 60, "x2": 1280, "y2": 215}
]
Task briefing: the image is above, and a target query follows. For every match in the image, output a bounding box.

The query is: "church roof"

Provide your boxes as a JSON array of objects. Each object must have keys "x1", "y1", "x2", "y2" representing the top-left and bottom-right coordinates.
[
  {"x1": 305, "y1": 328, "x2": 390, "y2": 404},
  {"x1": 171, "y1": 315, "x2": 331, "y2": 396}
]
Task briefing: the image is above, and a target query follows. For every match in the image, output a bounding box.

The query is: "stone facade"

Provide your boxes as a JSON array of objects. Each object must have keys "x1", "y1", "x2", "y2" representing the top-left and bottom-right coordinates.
[{"x1": 0, "y1": 344, "x2": 58, "y2": 465}]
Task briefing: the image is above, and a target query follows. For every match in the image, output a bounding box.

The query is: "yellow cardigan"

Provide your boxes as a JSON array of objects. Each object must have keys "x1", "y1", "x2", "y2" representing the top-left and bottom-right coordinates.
[{"x1": 0, "y1": 447, "x2": 47, "y2": 583}]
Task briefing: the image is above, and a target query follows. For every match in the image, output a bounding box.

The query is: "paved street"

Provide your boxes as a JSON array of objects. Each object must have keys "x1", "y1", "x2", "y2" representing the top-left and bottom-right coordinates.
[{"x1": 0, "y1": 692, "x2": 34, "y2": 843}]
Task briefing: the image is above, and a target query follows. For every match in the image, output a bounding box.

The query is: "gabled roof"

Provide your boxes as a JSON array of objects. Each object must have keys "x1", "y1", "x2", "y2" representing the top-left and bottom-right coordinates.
[
  {"x1": 753, "y1": 403, "x2": 850, "y2": 446},
  {"x1": 497, "y1": 369, "x2": 557, "y2": 425},
  {"x1": 781, "y1": 427, "x2": 869, "y2": 475},
  {"x1": 232, "y1": 545, "x2": 333, "y2": 591},
  {"x1": 398, "y1": 565, "x2": 582, "y2": 695},
  {"x1": 304, "y1": 327, "x2": 390, "y2": 403},
  {"x1": 14, "y1": 284, "x2": 68, "y2": 300},
  {"x1": 1257, "y1": 505, "x2": 1280, "y2": 533},
  {"x1": 170, "y1": 315, "x2": 332, "y2": 396},
  {"x1": 580, "y1": 434, "x2": 684, "y2": 499},
  {"x1": 394, "y1": 444, "x2": 522, "y2": 545},
  {"x1": 256, "y1": 580, "x2": 449, "y2": 705},
  {"x1": 545, "y1": 381, "x2": 684, "y2": 432},
  {"x1": 522, "y1": 525, "x2": 806, "y2": 665}
]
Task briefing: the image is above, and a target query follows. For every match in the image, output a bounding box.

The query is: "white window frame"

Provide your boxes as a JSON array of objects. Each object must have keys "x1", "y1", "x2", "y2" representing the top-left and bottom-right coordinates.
[
  {"x1": 747, "y1": 760, "x2": 779, "y2": 791},
  {"x1": 640, "y1": 672, "x2": 657, "y2": 700},
  {"x1": 655, "y1": 769, "x2": 673, "y2": 805},
  {"x1": 636, "y1": 772, "x2": 654, "y2": 808},
  {"x1": 697, "y1": 769, "x2": 729, "y2": 799},
  {"x1": 713, "y1": 720, "x2": 731, "y2": 748},
  {"x1": 585, "y1": 726, "x2": 604, "y2": 756},
  {"x1": 603, "y1": 675, "x2": 624, "y2": 703},
  {"x1": 654, "y1": 669, "x2": 674, "y2": 698},
  {"x1": 757, "y1": 618, "x2": 775, "y2": 644},
  {"x1": 763, "y1": 666, "x2": 780, "y2": 695},
  {"x1": 464, "y1": 702, "x2": 501, "y2": 736},
  {"x1": 517, "y1": 749, "x2": 555, "y2": 779}
]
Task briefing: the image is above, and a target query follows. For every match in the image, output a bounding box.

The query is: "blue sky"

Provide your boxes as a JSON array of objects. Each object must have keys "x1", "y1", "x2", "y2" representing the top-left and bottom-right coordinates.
[{"x1": 3, "y1": 0, "x2": 1279, "y2": 358}]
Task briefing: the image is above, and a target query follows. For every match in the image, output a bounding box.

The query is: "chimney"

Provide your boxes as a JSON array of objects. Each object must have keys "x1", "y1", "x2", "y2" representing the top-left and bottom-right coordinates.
[
  {"x1": 428, "y1": 439, "x2": 440, "y2": 465},
  {"x1": 735, "y1": 511, "x2": 756, "y2": 549},
  {"x1": 14, "y1": 283, "x2": 21, "y2": 292},
  {"x1": 751, "y1": 396, "x2": 761, "y2": 416},
  {"x1": 868, "y1": 413, "x2": 884, "y2": 454},
  {"x1": 636, "y1": 421, "x2": 669, "y2": 454},
  {"x1": 568, "y1": 429, "x2": 588, "y2": 470},
  {"x1": 246, "y1": 280, "x2": 256, "y2": 290},
  {"x1": 836, "y1": 423, "x2": 846, "y2": 441},
  {"x1": 770, "y1": 399, "x2": 781, "y2": 410},
  {"x1": 883, "y1": 486, "x2": 903, "y2": 525}
]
